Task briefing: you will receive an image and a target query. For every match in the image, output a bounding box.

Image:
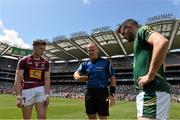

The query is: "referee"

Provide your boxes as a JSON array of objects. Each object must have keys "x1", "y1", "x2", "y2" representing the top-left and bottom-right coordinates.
[{"x1": 74, "y1": 42, "x2": 117, "y2": 120}]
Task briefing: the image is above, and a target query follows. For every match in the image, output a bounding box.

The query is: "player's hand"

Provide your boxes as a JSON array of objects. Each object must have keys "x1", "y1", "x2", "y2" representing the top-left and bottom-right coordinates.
[
  {"x1": 106, "y1": 95, "x2": 115, "y2": 107},
  {"x1": 138, "y1": 74, "x2": 153, "y2": 88},
  {"x1": 44, "y1": 95, "x2": 49, "y2": 107},
  {"x1": 78, "y1": 76, "x2": 88, "y2": 82},
  {"x1": 16, "y1": 97, "x2": 24, "y2": 108}
]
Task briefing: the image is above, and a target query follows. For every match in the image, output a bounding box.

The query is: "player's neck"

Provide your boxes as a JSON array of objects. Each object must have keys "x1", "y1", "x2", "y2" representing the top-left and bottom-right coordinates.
[{"x1": 32, "y1": 53, "x2": 41, "y2": 60}]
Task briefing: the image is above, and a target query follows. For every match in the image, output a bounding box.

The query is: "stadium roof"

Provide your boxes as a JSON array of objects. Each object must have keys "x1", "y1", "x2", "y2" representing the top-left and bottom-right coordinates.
[{"x1": 0, "y1": 18, "x2": 180, "y2": 62}]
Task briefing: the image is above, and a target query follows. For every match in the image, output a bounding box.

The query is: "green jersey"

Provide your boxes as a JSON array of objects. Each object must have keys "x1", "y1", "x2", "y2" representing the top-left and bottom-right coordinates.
[{"x1": 133, "y1": 26, "x2": 171, "y2": 93}]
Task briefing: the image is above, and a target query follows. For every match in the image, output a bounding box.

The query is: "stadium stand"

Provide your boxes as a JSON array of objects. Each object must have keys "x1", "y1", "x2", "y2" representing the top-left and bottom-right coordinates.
[{"x1": 0, "y1": 15, "x2": 180, "y2": 102}]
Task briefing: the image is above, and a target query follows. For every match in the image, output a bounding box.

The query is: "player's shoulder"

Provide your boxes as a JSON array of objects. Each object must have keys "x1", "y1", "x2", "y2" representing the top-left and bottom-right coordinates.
[
  {"x1": 100, "y1": 57, "x2": 109, "y2": 63},
  {"x1": 139, "y1": 26, "x2": 154, "y2": 32},
  {"x1": 141, "y1": 25, "x2": 151, "y2": 29},
  {"x1": 19, "y1": 55, "x2": 31, "y2": 61},
  {"x1": 82, "y1": 59, "x2": 90, "y2": 65}
]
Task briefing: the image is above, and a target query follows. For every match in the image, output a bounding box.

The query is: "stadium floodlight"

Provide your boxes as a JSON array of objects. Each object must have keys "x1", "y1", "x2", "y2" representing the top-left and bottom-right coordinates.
[
  {"x1": 146, "y1": 13, "x2": 176, "y2": 25},
  {"x1": 91, "y1": 26, "x2": 112, "y2": 34},
  {"x1": 52, "y1": 35, "x2": 68, "y2": 43},
  {"x1": 70, "y1": 31, "x2": 88, "y2": 39}
]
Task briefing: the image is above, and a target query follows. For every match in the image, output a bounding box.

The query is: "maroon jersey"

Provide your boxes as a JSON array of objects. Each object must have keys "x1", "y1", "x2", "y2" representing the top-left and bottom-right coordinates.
[{"x1": 17, "y1": 55, "x2": 50, "y2": 89}]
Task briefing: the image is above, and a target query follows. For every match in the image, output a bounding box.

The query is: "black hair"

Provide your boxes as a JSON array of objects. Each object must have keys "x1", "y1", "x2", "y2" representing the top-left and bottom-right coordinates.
[
  {"x1": 33, "y1": 39, "x2": 46, "y2": 46},
  {"x1": 117, "y1": 19, "x2": 139, "y2": 33}
]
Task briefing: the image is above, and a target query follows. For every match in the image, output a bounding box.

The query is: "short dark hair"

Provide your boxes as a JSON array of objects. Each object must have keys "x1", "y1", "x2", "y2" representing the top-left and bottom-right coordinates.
[
  {"x1": 117, "y1": 19, "x2": 139, "y2": 33},
  {"x1": 33, "y1": 39, "x2": 46, "y2": 46}
]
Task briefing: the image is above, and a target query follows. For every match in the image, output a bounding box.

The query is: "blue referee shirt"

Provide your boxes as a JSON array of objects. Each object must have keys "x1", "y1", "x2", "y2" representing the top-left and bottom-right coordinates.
[{"x1": 76, "y1": 58, "x2": 115, "y2": 88}]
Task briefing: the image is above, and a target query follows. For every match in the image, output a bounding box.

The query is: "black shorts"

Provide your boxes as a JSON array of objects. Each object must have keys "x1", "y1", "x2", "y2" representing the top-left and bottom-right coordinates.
[{"x1": 85, "y1": 88, "x2": 109, "y2": 116}]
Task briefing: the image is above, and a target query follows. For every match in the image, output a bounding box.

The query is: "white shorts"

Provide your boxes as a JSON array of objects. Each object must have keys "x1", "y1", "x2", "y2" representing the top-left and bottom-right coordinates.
[
  {"x1": 22, "y1": 86, "x2": 45, "y2": 106},
  {"x1": 136, "y1": 91, "x2": 171, "y2": 120}
]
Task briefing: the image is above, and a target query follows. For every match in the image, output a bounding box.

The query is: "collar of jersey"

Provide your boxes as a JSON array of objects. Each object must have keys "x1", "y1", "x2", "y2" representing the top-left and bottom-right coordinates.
[{"x1": 90, "y1": 57, "x2": 101, "y2": 64}]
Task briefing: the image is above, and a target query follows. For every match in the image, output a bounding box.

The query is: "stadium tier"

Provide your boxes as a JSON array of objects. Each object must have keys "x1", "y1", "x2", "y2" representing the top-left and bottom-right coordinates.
[
  {"x1": 0, "y1": 54, "x2": 179, "y2": 83},
  {"x1": 0, "y1": 18, "x2": 180, "y2": 83},
  {"x1": 0, "y1": 18, "x2": 180, "y2": 61},
  {"x1": 0, "y1": 17, "x2": 180, "y2": 102}
]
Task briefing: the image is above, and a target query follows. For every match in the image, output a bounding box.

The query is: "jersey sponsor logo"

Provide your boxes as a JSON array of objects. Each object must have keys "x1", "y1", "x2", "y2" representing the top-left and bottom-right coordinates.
[
  {"x1": 29, "y1": 69, "x2": 42, "y2": 79},
  {"x1": 95, "y1": 67, "x2": 103, "y2": 71}
]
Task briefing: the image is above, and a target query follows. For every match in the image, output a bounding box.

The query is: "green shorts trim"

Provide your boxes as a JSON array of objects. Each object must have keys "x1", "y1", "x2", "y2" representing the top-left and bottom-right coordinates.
[{"x1": 136, "y1": 91, "x2": 170, "y2": 119}]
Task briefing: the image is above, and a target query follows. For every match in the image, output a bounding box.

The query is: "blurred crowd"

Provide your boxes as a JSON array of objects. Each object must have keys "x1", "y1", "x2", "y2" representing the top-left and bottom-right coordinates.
[
  {"x1": 0, "y1": 81, "x2": 14, "y2": 94},
  {"x1": 0, "y1": 81, "x2": 179, "y2": 103}
]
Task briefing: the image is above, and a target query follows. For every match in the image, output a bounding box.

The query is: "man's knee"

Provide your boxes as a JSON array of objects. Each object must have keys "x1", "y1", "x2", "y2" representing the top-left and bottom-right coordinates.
[
  {"x1": 38, "y1": 114, "x2": 46, "y2": 119},
  {"x1": 23, "y1": 114, "x2": 31, "y2": 119},
  {"x1": 37, "y1": 112, "x2": 46, "y2": 119}
]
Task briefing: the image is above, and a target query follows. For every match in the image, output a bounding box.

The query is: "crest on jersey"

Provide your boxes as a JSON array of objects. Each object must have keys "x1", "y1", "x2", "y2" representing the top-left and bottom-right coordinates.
[
  {"x1": 35, "y1": 62, "x2": 38, "y2": 67},
  {"x1": 42, "y1": 64, "x2": 45, "y2": 68}
]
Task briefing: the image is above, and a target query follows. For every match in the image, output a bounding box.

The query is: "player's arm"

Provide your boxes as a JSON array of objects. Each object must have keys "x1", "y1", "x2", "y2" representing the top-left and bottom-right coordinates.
[
  {"x1": 14, "y1": 69, "x2": 24, "y2": 97},
  {"x1": 107, "y1": 61, "x2": 117, "y2": 106},
  {"x1": 43, "y1": 61, "x2": 51, "y2": 106},
  {"x1": 74, "y1": 62, "x2": 88, "y2": 82},
  {"x1": 110, "y1": 76, "x2": 117, "y2": 94},
  {"x1": 14, "y1": 69, "x2": 24, "y2": 108},
  {"x1": 109, "y1": 75, "x2": 117, "y2": 97},
  {"x1": 147, "y1": 32, "x2": 169, "y2": 80},
  {"x1": 44, "y1": 61, "x2": 51, "y2": 96},
  {"x1": 73, "y1": 71, "x2": 88, "y2": 82},
  {"x1": 44, "y1": 70, "x2": 50, "y2": 106},
  {"x1": 107, "y1": 75, "x2": 117, "y2": 106},
  {"x1": 108, "y1": 62, "x2": 117, "y2": 96},
  {"x1": 44, "y1": 71, "x2": 50, "y2": 95}
]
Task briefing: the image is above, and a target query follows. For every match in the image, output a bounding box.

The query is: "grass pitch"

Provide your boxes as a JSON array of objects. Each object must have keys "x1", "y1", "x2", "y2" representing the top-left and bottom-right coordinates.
[{"x1": 0, "y1": 94, "x2": 179, "y2": 119}]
